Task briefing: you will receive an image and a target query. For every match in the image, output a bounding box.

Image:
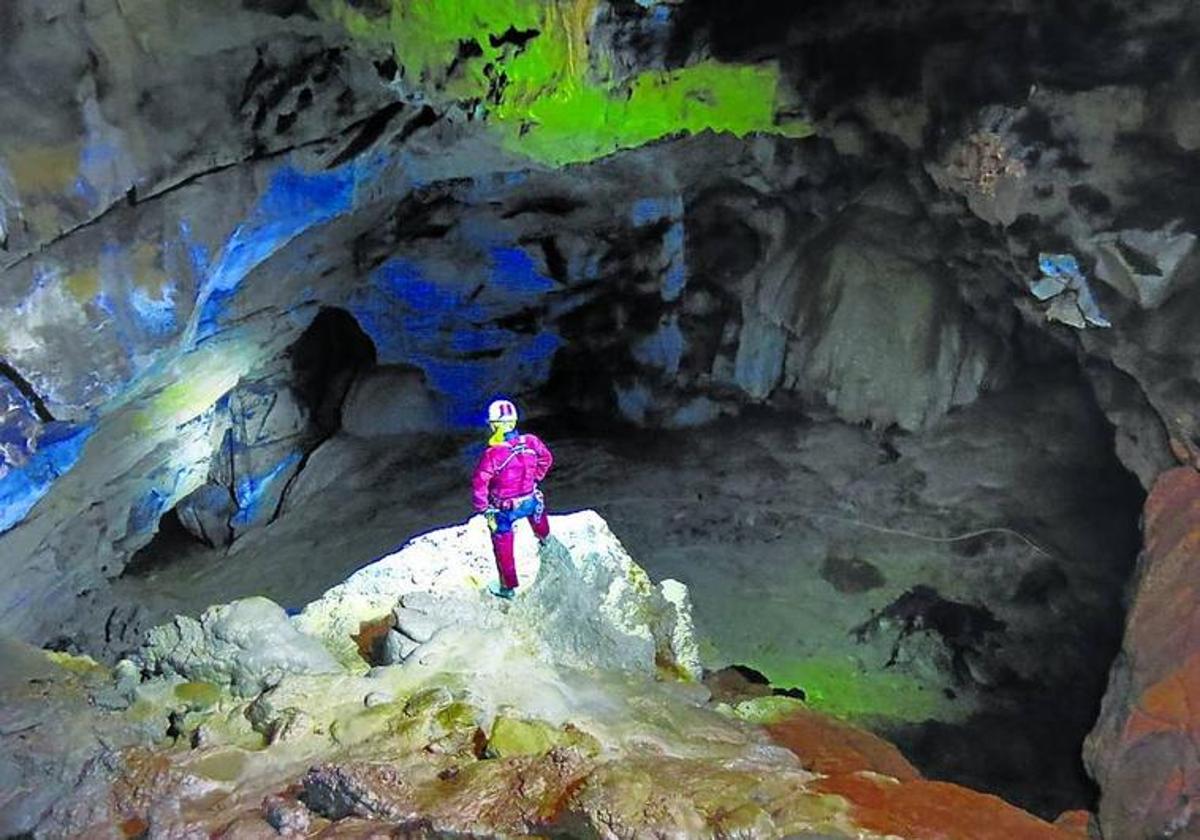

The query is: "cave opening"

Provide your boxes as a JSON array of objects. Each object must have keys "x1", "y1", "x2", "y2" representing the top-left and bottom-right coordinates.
[{"x1": 103, "y1": 307, "x2": 384, "y2": 653}]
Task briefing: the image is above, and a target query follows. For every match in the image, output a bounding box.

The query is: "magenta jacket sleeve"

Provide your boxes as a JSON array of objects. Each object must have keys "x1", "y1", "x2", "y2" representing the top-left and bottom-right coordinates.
[
  {"x1": 471, "y1": 449, "x2": 495, "y2": 512},
  {"x1": 528, "y1": 434, "x2": 553, "y2": 482}
]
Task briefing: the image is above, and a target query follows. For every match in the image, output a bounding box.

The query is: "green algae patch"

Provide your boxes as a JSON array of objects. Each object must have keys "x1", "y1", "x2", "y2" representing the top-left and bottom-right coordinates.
[
  {"x1": 487, "y1": 715, "x2": 600, "y2": 758},
  {"x1": 174, "y1": 681, "x2": 222, "y2": 711},
  {"x1": 44, "y1": 650, "x2": 106, "y2": 677},
  {"x1": 749, "y1": 656, "x2": 959, "y2": 724},
  {"x1": 404, "y1": 686, "x2": 454, "y2": 718},
  {"x1": 435, "y1": 700, "x2": 481, "y2": 732},
  {"x1": 504, "y1": 60, "x2": 812, "y2": 166},
  {"x1": 189, "y1": 748, "x2": 248, "y2": 783},
  {"x1": 330, "y1": 701, "x2": 406, "y2": 746},
  {"x1": 723, "y1": 695, "x2": 809, "y2": 725},
  {"x1": 317, "y1": 0, "x2": 811, "y2": 166}
]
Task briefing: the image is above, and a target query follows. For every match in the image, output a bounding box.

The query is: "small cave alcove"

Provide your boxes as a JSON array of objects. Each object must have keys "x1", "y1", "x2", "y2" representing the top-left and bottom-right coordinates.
[{"x1": 100, "y1": 307, "x2": 385, "y2": 657}]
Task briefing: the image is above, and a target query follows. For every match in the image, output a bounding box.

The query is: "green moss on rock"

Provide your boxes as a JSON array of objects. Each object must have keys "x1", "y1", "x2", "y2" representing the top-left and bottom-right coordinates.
[
  {"x1": 487, "y1": 715, "x2": 600, "y2": 758},
  {"x1": 174, "y1": 681, "x2": 222, "y2": 711},
  {"x1": 317, "y1": 0, "x2": 811, "y2": 166}
]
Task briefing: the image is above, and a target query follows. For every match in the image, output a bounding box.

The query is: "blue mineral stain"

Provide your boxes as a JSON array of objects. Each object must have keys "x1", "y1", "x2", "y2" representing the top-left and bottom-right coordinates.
[
  {"x1": 662, "y1": 221, "x2": 687, "y2": 301},
  {"x1": 195, "y1": 158, "x2": 381, "y2": 341},
  {"x1": 350, "y1": 252, "x2": 561, "y2": 428},
  {"x1": 632, "y1": 196, "x2": 681, "y2": 227},
  {"x1": 450, "y1": 325, "x2": 510, "y2": 354},
  {"x1": 490, "y1": 247, "x2": 555, "y2": 294},
  {"x1": 230, "y1": 450, "x2": 302, "y2": 527},
  {"x1": 73, "y1": 176, "x2": 100, "y2": 206},
  {"x1": 632, "y1": 316, "x2": 685, "y2": 376},
  {"x1": 632, "y1": 197, "x2": 669, "y2": 227},
  {"x1": 0, "y1": 422, "x2": 94, "y2": 534},
  {"x1": 127, "y1": 486, "x2": 168, "y2": 535},
  {"x1": 515, "y1": 331, "x2": 562, "y2": 373},
  {"x1": 130, "y1": 282, "x2": 179, "y2": 337}
]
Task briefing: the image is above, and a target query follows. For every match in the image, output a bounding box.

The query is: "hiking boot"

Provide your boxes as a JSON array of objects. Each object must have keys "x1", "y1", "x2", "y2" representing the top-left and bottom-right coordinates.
[{"x1": 488, "y1": 582, "x2": 516, "y2": 600}]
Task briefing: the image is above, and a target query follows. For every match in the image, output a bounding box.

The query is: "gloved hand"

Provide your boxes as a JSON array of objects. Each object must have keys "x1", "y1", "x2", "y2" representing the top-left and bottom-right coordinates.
[{"x1": 484, "y1": 509, "x2": 498, "y2": 533}]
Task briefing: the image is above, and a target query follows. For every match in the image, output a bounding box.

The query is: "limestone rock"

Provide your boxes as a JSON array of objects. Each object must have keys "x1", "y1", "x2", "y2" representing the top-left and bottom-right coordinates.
[
  {"x1": 293, "y1": 516, "x2": 517, "y2": 671},
  {"x1": 381, "y1": 630, "x2": 421, "y2": 666},
  {"x1": 508, "y1": 513, "x2": 699, "y2": 677},
  {"x1": 391, "y1": 606, "x2": 448, "y2": 644},
  {"x1": 137, "y1": 596, "x2": 342, "y2": 696},
  {"x1": 294, "y1": 511, "x2": 699, "y2": 680},
  {"x1": 660, "y1": 578, "x2": 703, "y2": 680},
  {"x1": 752, "y1": 202, "x2": 1003, "y2": 430},
  {"x1": 1093, "y1": 227, "x2": 1199, "y2": 309},
  {"x1": 175, "y1": 482, "x2": 235, "y2": 548}
]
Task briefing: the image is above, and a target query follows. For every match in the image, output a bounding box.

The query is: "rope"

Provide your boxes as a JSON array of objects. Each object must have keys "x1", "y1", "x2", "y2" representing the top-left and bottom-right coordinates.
[{"x1": 587, "y1": 495, "x2": 1055, "y2": 559}]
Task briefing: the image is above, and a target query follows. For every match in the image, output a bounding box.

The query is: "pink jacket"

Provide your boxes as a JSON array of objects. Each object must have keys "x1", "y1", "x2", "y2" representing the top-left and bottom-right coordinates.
[{"x1": 472, "y1": 433, "x2": 553, "y2": 511}]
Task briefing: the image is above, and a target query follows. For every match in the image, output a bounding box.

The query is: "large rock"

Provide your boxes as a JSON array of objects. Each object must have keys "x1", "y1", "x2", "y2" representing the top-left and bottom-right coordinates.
[
  {"x1": 175, "y1": 482, "x2": 235, "y2": 548},
  {"x1": 295, "y1": 510, "x2": 701, "y2": 680},
  {"x1": 1086, "y1": 467, "x2": 1200, "y2": 839},
  {"x1": 510, "y1": 513, "x2": 703, "y2": 679},
  {"x1": 136, "y1": 596, "x2": 342, "y2": 695},
  {"x1": 340, "y1": 366, "x2": 441, "y2": 438}
]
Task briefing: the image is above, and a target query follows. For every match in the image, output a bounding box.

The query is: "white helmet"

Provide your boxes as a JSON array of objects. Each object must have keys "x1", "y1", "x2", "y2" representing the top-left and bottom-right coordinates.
[{"x1": 487, "y1": 398, "x2": 518, "y2": 423}]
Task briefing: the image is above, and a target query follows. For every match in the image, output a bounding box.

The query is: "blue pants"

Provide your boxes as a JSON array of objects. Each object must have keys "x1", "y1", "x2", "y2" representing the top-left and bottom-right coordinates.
[{"x1": 493, "y1": 491, "x2": 547, "y2": 534}]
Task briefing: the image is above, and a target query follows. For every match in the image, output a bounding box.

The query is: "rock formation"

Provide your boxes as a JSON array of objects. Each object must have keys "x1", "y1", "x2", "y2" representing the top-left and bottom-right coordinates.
[
  {"x1": 1, "y1": 511, "x2": 1079, "y2": 838},
  {"x1": 1087, "y1": 468, "x2": 1200, "y2": 839}
]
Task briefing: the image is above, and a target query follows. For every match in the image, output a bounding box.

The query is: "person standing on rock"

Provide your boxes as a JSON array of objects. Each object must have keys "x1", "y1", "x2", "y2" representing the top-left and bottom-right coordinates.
[{"x1": 472, "y1": 398, "x2": 553, "y2": 599}]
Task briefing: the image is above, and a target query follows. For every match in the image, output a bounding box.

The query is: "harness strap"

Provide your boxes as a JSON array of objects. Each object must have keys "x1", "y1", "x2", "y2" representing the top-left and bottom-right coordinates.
[{"x1": 494, "y1": 435, "x2": 531, "y2": 474}]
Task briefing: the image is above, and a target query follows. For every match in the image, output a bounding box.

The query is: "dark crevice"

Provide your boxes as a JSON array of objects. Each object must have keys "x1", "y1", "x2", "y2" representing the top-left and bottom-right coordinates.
[
  {"x1": 0, "y1": 360, "x2": 56, "y2": 422},
  {"x1": 501, "y1": 195, "x2": 586, "y2": 218},
  {"x1": 488, "y1": 26, "x2": 540, "y2": 51},
  {"x1": 446, "y1": 38, "x2": 485, "y2": 79},
  {"x1": 326, "y1": 101, "x2": 406, "y2": 168},
  {"x1": 395, "y1": 105, "x2": 440, "y2": 144},
  {"x1": 538, "y1": 236, "x2": 569, "y2": 284}
]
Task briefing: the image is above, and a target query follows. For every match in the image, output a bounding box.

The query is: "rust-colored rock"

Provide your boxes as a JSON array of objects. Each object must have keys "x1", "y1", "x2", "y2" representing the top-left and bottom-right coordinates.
[
  {"x1": 1086, "y1": 467, "x2": 1200, "y2": 839},
  {"x1": 1053, "y1": 808, "x2": 1095, "y2": 837},
  {"x1": 813, "y1": 773, "x2": 1079, "y2": 840},
  {"x1": 765, "y1": 708, "x2": 920, "y2": 781},
  {"x1": 767, "y1": 708, "x2": 1078, "y2": 839}
]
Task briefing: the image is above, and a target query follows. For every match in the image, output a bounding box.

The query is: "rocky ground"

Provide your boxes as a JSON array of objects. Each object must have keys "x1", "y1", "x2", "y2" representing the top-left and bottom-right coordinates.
[
  {"x1": 54, "y1": 364, "x2": 1142, "y2": 820},
  {"x1": 1, "y1": 511, "x2": 1085, "y2": 839}
]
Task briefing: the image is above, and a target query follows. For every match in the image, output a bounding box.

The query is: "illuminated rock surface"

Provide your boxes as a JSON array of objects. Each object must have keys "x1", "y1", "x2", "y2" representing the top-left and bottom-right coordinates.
[{"x1": 1, "y1": 512, "x2": 1076, "y2": 838}]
